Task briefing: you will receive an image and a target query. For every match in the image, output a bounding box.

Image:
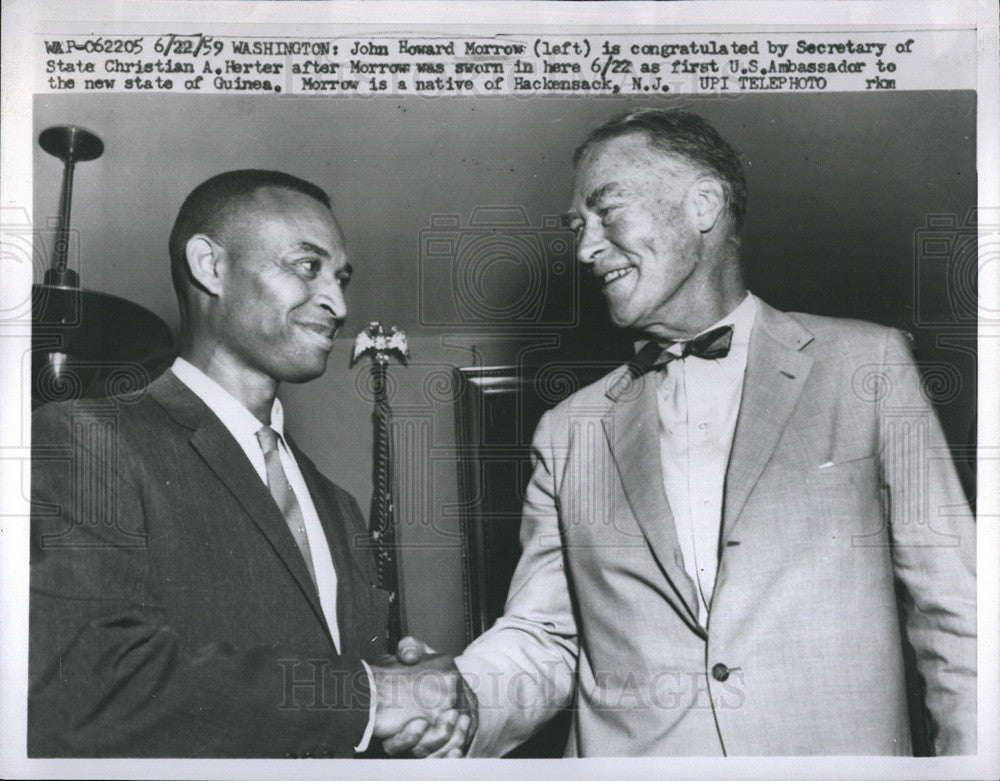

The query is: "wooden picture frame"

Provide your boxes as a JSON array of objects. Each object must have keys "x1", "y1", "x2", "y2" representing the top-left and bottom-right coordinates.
[{"x1": 451, "y1": 361, "x2": 614, "y2": 757}]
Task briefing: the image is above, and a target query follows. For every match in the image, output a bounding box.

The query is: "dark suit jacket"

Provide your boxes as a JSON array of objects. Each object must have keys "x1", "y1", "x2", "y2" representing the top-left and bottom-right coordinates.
[{"x1": 29, "y1": 370, "x2": 391, "y2": 757}]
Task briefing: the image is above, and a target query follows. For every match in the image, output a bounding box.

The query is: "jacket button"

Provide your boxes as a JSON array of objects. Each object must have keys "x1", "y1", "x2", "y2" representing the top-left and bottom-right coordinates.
[{"x1": 711, "y1": 663, "x2": 730, "y2": 682}]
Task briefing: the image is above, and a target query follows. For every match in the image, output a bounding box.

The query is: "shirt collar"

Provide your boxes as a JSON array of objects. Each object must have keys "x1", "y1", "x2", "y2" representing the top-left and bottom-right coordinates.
[
  {"x1": 634, "y1": 291, "x2": 758, "y2": 357},
  {"x1": 170, "y1": 357, "x2": 284, "y2": 440},
  {"x1": 703, "y1": 290, "x2": 756, "y2": 349}
]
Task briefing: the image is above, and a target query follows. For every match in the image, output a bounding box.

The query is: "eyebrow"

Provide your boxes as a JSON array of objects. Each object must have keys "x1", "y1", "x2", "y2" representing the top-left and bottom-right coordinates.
[
  {"x1": 585, "y1": 183, "x2": 629, "y2": 210},
  {"x1": 564, "y1": 183, "x2": 630, "y2": 222},
  {"x1": 293, "y1": 241, "x2": 331, "y2": 259}
]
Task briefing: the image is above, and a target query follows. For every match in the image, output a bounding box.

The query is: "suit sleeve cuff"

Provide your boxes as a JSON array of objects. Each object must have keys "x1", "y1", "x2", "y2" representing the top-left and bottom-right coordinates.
[{"x1": 354, "y1": 659, "x2": 377, "y2": 752}]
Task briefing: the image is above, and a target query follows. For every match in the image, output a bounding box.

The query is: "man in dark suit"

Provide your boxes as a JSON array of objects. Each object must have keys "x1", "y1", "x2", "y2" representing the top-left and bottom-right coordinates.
[{"x1": 29, "y1": 170, "x2": 469, "y2": 757}]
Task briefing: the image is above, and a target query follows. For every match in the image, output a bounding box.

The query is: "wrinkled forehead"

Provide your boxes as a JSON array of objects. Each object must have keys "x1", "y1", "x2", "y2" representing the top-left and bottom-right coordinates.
[{"x1": 571, "y1": 133, "x2": 696, "y2": 205}]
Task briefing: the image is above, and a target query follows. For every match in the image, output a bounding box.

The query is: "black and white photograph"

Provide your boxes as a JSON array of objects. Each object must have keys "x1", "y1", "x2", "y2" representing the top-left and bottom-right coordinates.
[{"x1": 1, "y1": 2, "x2": 997, "y2": 779}]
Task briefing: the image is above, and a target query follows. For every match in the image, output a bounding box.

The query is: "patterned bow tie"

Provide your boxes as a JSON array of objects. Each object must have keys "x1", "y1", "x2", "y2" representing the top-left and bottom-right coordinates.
[{"x1": 633, "y1": 325, "x2": 734, "y2": 373}]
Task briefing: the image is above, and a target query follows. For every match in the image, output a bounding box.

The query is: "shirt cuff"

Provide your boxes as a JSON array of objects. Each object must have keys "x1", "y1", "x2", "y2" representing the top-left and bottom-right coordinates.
[{"x1": 354, "y1": 659, "x2": 377, "y2": 753}]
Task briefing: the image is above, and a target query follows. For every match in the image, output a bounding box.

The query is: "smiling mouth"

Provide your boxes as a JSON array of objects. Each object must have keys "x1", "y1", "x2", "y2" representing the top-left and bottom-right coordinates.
[
  {"x1": 600, "y1": 267, "x2": 635, "y2": 287},
  {"x1": 297, "y1": 322, "x2": 337, "y2": 347}
]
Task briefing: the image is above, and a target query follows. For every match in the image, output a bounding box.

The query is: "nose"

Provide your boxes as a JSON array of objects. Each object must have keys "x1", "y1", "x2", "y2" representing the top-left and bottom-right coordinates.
[
  {"x1": 575, "y1": 217, "x2": 605, "y2": 267},
  {"x1": 315, "y1": 267, "x2": 348, "y2": 324}
]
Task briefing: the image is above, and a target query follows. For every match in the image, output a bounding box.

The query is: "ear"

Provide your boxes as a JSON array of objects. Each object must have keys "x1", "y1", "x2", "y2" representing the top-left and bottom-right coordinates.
[
  {"x1": 184, "y1": 234, "x2": 226, "y2": 296},
  {"x1": 688, "y1": 177, "x2": 727, "y2": 233}
]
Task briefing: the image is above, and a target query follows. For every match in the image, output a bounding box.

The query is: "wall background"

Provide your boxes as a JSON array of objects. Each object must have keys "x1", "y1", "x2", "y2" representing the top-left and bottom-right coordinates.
[{"x1": 33, "y1": 91, "x2": 977, "y2": 654}]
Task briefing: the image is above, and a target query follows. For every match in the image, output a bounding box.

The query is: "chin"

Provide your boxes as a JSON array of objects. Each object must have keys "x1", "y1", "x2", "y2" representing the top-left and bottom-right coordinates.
[
  {"x1": 277, "y1": 355, "x2": 330, "y2": 384},
  {"x1": 607, "y1": 307, "x2": 638, "y2": 330}
]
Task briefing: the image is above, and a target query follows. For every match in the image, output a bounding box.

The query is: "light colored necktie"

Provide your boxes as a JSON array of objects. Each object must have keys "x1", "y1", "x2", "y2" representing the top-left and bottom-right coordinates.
[{"x1": 255, "y1": 425, "x2": 317, "y2": 589}]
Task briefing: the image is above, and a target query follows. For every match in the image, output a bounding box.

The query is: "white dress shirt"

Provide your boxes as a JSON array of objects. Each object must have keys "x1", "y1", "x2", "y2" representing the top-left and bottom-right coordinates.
[
  {"x1": 656, "y1": 293, "x2": 757, "y2": 626},
  {"x1": 170, "y1": 358, "x2": 376, "y2": 750}
]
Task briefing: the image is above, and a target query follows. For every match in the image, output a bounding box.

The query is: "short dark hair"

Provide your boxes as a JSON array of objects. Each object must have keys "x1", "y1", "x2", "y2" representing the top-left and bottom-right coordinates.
[
  {"x1": 573, "y1": 109, "x2": 748, "y2": 232},
  {"x1": 168, "y1": 169, "x2": 332, "y2": 300}
]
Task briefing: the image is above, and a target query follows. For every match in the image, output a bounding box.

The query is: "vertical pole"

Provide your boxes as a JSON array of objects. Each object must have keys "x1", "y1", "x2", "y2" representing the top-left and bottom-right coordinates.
[
  {"x1": 370, "y1": 357, "x2": 403, "y2": 646},
  {"x1": 45, "y1": 157, "x2": 79, "y2": 287}
]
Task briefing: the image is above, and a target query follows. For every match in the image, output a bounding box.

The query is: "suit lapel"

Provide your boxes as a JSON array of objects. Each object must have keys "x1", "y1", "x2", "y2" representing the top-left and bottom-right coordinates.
[
  {"x1": 148, "y1": 372, "x2": 332, "y2": 644},
  {"x1": 722, "y1": 303, "x2": 815, "y2": 543},
  {"x1": 290, "y1": 440, "x2": 373, "y2": 660},
  {"x1": 603, "y1": 369, "x2": 702, "y2": 632}
]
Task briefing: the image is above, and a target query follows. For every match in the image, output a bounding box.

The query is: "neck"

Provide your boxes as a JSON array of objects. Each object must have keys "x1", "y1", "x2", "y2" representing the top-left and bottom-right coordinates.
[
  {"x1": 181, "y1": 338, "x2": 277, "y2": 425},
  {"x1": 645, "y1": 245, "x2": 746, "y2": 340}
]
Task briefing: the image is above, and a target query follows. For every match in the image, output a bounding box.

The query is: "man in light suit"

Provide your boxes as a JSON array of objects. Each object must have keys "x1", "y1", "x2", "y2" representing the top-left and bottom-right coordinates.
[
  {"x1": 29, "y1": 170, "x2": 469, "y2": 757},
  {"x1": 396, "y1": 109, "x2": 976, "y2": 757}
]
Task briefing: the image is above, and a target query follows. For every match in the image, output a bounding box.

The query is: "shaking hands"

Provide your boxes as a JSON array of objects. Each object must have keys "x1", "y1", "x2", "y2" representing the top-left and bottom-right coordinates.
[{"x1": 370, "y1": 637, "x2": 477, "y2": 757}]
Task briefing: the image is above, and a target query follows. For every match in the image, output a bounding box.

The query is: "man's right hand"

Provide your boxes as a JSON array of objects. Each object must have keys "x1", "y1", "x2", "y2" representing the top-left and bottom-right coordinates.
[{"x1": 371, "y1": 637, "x2": 477, "y2": 757}]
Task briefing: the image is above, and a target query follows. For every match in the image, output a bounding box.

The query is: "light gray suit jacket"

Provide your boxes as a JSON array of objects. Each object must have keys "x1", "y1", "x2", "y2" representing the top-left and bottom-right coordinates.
[{"x1": 456, "y1": 300, "x2": 976, "y2": 756}]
